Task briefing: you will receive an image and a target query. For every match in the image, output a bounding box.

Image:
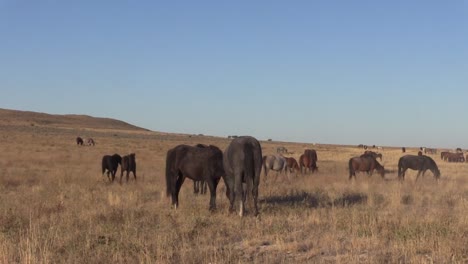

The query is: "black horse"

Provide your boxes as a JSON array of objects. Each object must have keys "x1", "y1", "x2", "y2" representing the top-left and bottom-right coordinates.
[
  {"x1": 398, "y1": 155, "x2": 440, "y2": 181},
  {"x1": 76, "y1": 137, "x2": 84, "y2": 145},
  {"x1": 102, "y1": 154, "x2": 122, "y2": 182},
  {"x1": 165, "y1": 144, "x2": 224, "y2": 211},
  {"x1": 223, "y1": 136, "x2": 262, "y2": 217},
  {"x1": 120, "y1": 153, "x2": 136, "y2": 183}
]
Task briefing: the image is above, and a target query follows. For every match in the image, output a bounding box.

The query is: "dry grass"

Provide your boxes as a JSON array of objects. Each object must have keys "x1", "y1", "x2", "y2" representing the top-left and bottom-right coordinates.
[{"x1": 1, "y1": 122, "x2": 468, "y2": 263}]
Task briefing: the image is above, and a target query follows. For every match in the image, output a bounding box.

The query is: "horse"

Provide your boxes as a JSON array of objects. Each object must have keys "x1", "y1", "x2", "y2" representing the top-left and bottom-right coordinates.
[
  {"x1": 276, "y1": 146, "x2": 288, "y2": 154},
  {"x1": 102, "y1": 154, "x2": 122, "y2": 182},
  {"x1": 76, "y1": 137, "x2": 84, "y2": 145},
  {"x1": 166, "y1": 144, "x2": 224, "y2": 211},
  {"x1": 262, "y1": 155, "x2": 287, "y2": 178},
  {"x1": 445, "y1": 152, "x2": 465, "y2": 162},
  {"x1": 299, "y1": 153, "x2": 318, "y2": 174},
  {"x1": 304, "y1": 149, "x2": 318, "y2": 161},
  {"x1": 402, "y1": 147, "x2": 406, "y2": 153},
  {"x1": 363, "y1": 150, "x2": 382, "y2": 161},
  {"x1": 284, "y1": 157, "x2": 300, "y2": 173},
  {"x1": 418, "y1": 151, "x2": 423, "y2": 156},
  {"x1": 456, "y1": 148, "x2": 463, "y2": 153},
  {"x1": 120, "y1": 153, "x2": 136, "y2": 183},
  {"x1": 398, "y1": 155, "x2": 440, "y2": 181},
  {"x1": 441, "y1": 151, "x2": 450, "y2": 161},
  {"x1": 87, "y1": 138, "x2": 95, "y2": 146},
  {"x1": 348, "y1": 155, "x2": 385, "y2": 180},
  {"x1": 223, "y1": 136, "x2": 262, "y2": 217},
  {"x1": 425, "y1": 148, "x2": 437, "y2": 154},
  {"x1": 193, "y1": 180, "x2": 207, "y2": 194}
]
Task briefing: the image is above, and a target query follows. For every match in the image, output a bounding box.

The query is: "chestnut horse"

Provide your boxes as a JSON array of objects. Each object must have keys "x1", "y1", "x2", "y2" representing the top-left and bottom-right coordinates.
[{"x1": 348, "y1": 155, "x2": 385, "y2": 180}]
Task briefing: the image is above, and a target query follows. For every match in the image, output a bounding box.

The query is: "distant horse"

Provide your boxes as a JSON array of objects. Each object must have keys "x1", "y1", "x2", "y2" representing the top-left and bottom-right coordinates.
[
  {"x1": 276, "y1": 146, "x2": 288, "y2": 154},
  {"x1": 402, "y1": 147, "x2": 406, "y2": 153},
  {"x1": 348, "y1": 155, "x2": 385, "y2": 180},
  {"x1": 223, "y1": 136, "x2": 262, "y2": 217},
  {"x1": 120, "y1": 153, "x2": 136, "y2": 183},
  {"x1": 102, "y1": 154, "x2": 122, "y2": 182},
  {"x1": 304, "y1": 149, "x2": 318, "y2": 161},
  {"x1": 76, "y1": 137, "x2": 84, "y2": 145},
  {"x1": 398, "y1": 155, "x2": 440, "y2": 181},
  {"x1": 299, "y1": 154, "x2": 318, "y2": 174},
  {"x1": 262, "y1": 155, "x2": 287, "y2": 178},
  {"x1": 193, "y1": 180, "x2": 207, "y2": 194},
  {"x1": 284, "y1": 157, "x2": 300, "y2": 173},
  {"x1": 87, "y1": 138, "x2": 95, "y2": 146},
  {"x1": 425, "y1": 148, "x2": 437, "y2": 154},
  {"x1": 445, "y1": 152, "x2": 465, "y2": 162},
  {"x1": 166, "y1": 144, "x2": 224, "y2": 211},
  {"x1": 363, "y1": 150, "x2": 382, "y2": 161},
  {"x1": 440, "y1": 151, "x2": 450, "y2": 161},
  {"x1": 456, "y1": 148, "x2": 463, "y2": 153},
  {"x1": 418, "y1": 151, "x2": 423, "y2": 156}
]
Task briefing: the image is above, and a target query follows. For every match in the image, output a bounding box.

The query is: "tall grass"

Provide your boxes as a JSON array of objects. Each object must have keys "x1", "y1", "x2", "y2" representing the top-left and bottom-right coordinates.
[{"x1": 1, "y1": 125, "x2": 468, "y2": 263}]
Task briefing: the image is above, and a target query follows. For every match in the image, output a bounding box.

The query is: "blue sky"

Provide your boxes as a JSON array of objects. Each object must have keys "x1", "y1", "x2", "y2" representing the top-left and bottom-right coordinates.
[{"x1": 1, "y1": 1, "x2": 467, "y2": 148}]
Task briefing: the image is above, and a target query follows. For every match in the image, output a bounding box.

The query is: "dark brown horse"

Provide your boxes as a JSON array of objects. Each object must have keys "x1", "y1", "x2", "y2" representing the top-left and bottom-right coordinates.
[
  {"x1": 102, "y1": 154, "x2": 122, "y2": 182},
  {"x1": 363, "y1": 150, "x2": 382, "y2": 161},
  {"x1": 223, "y1": 136, "x2": 262, "y2": 217},
  {"x1": 120, "y1": 153, "x2": 136, "y2": 183},
  {"x1": 418, "y1": 151, "x2": 423, "y2": 156},
  {"x1": 348, "y1": 155, "x2": 385, "y2": 180},
  {"x1": 284, "y1": 157, "x2": 300, "y2": 173},
  {"x1": 166, "y1": 144, "x2": 224, "y2": 211},
  {"x1": 398, "y1": 155, "x2": 440, "y2": 181},
  {"x1": 402, "y1": 147, "x2": 406, "y2": 153},
  {"x1": 299, "y1": 154, "x2": 318, "y2": 174},
  {"x1": 76, "y1": 137, "x2": 84, "y2": 145}
]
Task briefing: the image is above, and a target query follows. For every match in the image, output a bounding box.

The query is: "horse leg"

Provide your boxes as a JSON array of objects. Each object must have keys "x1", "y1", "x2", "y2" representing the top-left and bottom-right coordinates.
[
  {"x1": 173, "y1": 174, "x2": 185, "y2": 209},
  {"x1": 202, "y1": 181, "x2": 207, "y2": 194},
  {"x1": 133, "y1": 168, "x2": 136, "y2": 181},
  {"x1": 207, "y1": 178, "x2": 219, "y2": 211},
  {"x1": 126, "y1": 170, "x2": 130, "y2": 183},
  {"x1": 193, "y1": 181, "x2": 199, "y2": 194},
  {"x1": 415, "y1": 170, "x2": 422, "y2": 182},
  {"x1": 119, "y1": 169, "x2": 124, "y2": 184}
]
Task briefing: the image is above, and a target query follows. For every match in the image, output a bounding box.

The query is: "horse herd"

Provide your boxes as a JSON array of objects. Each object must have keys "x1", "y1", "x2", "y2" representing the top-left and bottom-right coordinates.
[{"x1": 85, "y1": 135, "x2": 450, "y2": 217}]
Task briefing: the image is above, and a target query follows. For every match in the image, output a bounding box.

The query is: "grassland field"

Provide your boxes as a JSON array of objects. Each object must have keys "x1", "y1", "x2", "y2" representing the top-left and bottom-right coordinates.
[{"x1": 1, "y1": 122, "x2": 468, "y2": 263}]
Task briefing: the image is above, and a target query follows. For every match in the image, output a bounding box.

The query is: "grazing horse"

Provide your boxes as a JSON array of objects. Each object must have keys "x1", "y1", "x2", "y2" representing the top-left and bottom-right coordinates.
[
  {"x1": 223, "y1": 136, "x2": 262, "y2": 217},
  {"x1": 425, "y1": 148, "x2": 437, "y2": 154},
  {"x1": 276, "y1": 146, "x2": 288, "y2": 154},
  {"x1": 87, "y1": 138, "x2": 95, "y2": 146},
  {"x1": 284, "y1": 157, "x2": 300, "y2": 173},
  {"x1": 166, "y1": 144, "x2": 224, "y2": 211},
  {"x1": 262, "y1": 155, "x2": 286, "y2": 178},
  {"x1": 398, "y1": 155, "x2": 440, "y2": 181},
  {"x1": 441, "y1": 151, "x2": 450, "y2": 161},
  {"x1": 102, "y1": 154, "x2": 122, "y2": 182},
  {"x1": 363, "y1": 150, "x2": 382, "y2": 161},
  {"x1": 445, "y1": 152, "x2": 465, "y2": 162},
  {"x1": 299, "y1": 153, "x2": 318, "y2": 174},
  {"x1": 120, "y1": 153, "x2": 136, "y2": 183},
  {"x1": 76, "y1": 137, "x2": 84, "y2": 145},
  {"x1": 348, "y1": 155, "x2": 385, "y2": 180}
]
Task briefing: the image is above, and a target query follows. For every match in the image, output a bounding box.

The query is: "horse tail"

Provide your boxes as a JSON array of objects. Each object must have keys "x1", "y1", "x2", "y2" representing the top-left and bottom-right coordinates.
[
  {"x1": 348, "y1": 158, "x2": 354, "y2": 178},
  {"x1": 397, "y1": 158, "x2": 403, "y2": 178},
  {"x1": 165, "y1": 150, "x2": 175, "y2": 197}
]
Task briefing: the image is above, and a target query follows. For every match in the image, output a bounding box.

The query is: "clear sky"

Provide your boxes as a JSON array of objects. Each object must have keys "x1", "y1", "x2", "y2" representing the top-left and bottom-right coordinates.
[{"x1": 1, "y1": 1, "x2": 467, "y2": 148}]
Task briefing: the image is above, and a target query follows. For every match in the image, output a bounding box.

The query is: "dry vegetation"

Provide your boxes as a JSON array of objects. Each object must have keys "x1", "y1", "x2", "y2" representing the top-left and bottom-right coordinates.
[{"x1": 1, "y1": 112, "x2": 468, "y2": 263}]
